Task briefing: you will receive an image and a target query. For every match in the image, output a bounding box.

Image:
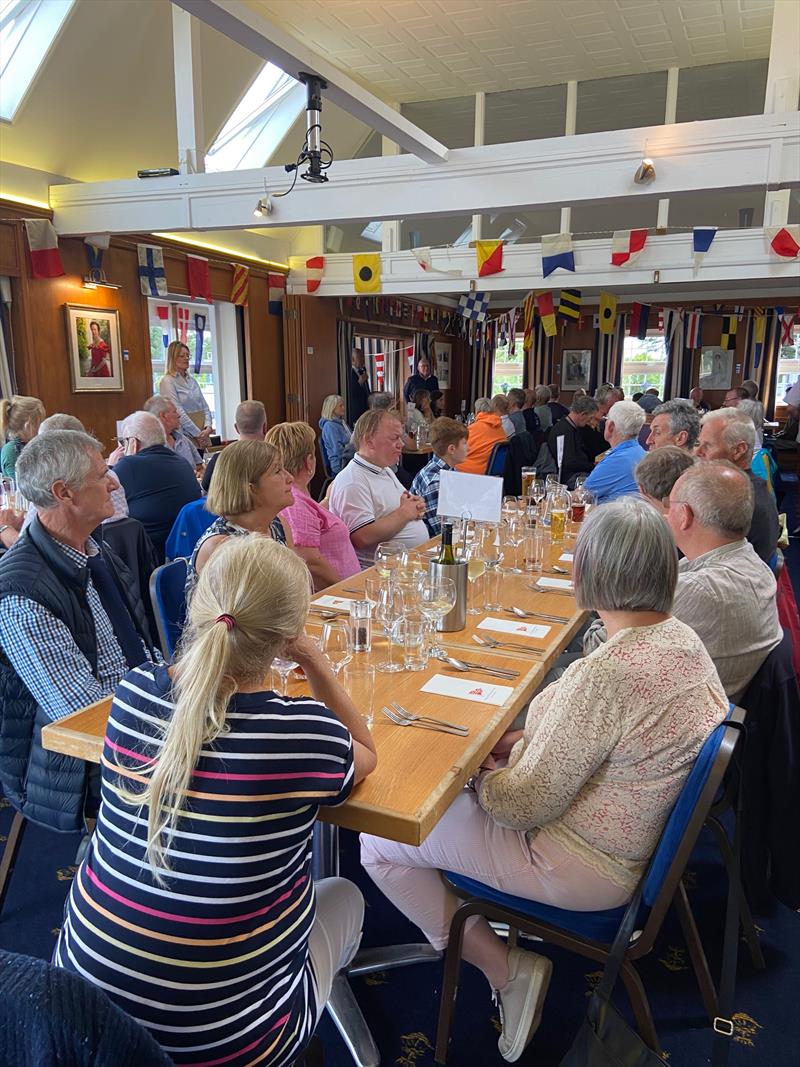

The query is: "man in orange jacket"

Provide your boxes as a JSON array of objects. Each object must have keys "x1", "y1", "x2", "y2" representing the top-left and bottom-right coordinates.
[{"x1": 458, "y1": 398, "x2": 508, "y2": 475}]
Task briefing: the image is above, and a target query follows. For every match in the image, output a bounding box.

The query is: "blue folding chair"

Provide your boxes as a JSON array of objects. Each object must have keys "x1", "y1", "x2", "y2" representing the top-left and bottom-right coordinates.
[
  {"x1": 164, "y1": 498, "x2": 216, "y2": 562},
  {"x1": 485, "y1": 441, "x2": 508, "y2": 477},
  {"x1": 434, "y1": 708, "x2": 745, "y2": 1063},
  {"x1": 148, "y1": 558, "x2": 188, "y2": 659}
]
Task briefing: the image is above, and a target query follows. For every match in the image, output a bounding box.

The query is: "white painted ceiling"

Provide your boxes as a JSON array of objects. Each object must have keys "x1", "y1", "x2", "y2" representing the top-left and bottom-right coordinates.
[{"x1": 246, "y1": 0, "x2": 775, "y2": 102}]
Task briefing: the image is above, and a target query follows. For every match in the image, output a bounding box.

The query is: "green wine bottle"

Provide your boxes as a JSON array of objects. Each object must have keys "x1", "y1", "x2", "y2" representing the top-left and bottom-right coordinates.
[{"x1": 438, "y1": 522, "x2": 456, "y2": 565}]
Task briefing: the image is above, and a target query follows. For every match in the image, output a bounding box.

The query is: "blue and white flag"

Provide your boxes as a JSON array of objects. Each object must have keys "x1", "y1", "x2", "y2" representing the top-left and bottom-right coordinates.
[
  {"x1": 541, "y1": 232, "x2": 575, "y2": 278},
  {"x1": 137, "y1": 243, "x2": 167, "y2": 296},
  {"x1": 458, "y1": 291, "x2": 490, "y2": 322},
  {"x1": 692, "y1": 227, "x2": 717, "y2": 271}
]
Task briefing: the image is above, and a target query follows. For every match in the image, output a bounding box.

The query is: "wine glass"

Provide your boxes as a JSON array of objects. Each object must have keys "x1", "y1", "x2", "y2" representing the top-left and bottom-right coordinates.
[
  {"x1": 531, "y1": 479, "x2": 546, "y2": 508},
  {"x1": 375, "y1": 584, "x2": 406, "y2": 673},
  {"x1": 418, "y1": 576, "x2": 457, "y2": 654},
  {"x1": 320, "y1": 620, "x2": 353, "y2": 678},
  {"x1": 503, "y1": 514, "x2": 524, "y2": 574},
  {"x1": 466, "y1": 545, "x2": 486, "y2": 616},
  {"x1": 272, "y1": 654, "x2": 298, "y2": 696},
  {"x1": 374, "y1": 541, "x2": 406, "y2": 579}
]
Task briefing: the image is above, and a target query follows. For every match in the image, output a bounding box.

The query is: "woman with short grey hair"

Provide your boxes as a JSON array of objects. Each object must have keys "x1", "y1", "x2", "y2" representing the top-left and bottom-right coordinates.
[
  {"x1": 533, "y1": 384, "x2": 552, "y2": 432},
  {"x1": 361, "y1": 496, "x2": 727, "y2": 1063}
]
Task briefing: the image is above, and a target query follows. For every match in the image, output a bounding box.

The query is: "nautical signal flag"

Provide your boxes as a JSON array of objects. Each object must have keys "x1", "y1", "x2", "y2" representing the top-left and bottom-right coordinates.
[
  {"x1": 692, "y1": 227, "x2": 717, "y2": 270},
  {"x1": 268, "y1": 273, "x2": 286, "y2": 315},
  {"x1": 598, "y1": 292, "x2": 617, "y2": 335},
  {"x1": 720, "y1": 314, "x2": 738, "y2": 351},
  {"x1": 558, "y1": 289, "x2": 581, "y2": 320},
  {"x1": 536, "y1": 291, "x2": 557, "y2": 337},
  {"x1": 476, "y1": 240, "x2": 504, "y2": 277},
  {"x1": 521, "y1": 292, "x2": 536, "y2": 350},
  {"x1": 630, "y1": 303, "x2": 650, "y2": 340},
  {"x1": 541, "y1": 232, "x2": 575, "y2": 278},
  {"x1": 611, "y1": 229, "x2": 648, "y2": 267},
  {"x1": 457, "y1": 291, "x2": 490, "y2": 322},
  {"x1": 306, "y1": 256, "x2": 324, "y2": 293},
  {"x1": 780, "y1": 311, "x2": 796, "y2": 345},
  {"x1": 186, "y1": 254, "x2": 211, "y2": 302},
  {"x1": 684, "y1": 310, "x2": 703, "y2": 349},
  {"x1": 23, "y1": 219, "x2": 65, "y2": 279},
  {"x1": 230, "y1": 264, "x2": 249, "y2": 306},
  {"x1": 753, "y1": 311, "x2": 767, "y2": 368},
  {"x1": 137, "y1": 243, "x2": 167, "y2": 296},
  {"x1": 353, "y1": 253, "x2": 381, "y2": 293},
  {"x1": 766, "y1": 226, "x2": 800, "y2": 258}
]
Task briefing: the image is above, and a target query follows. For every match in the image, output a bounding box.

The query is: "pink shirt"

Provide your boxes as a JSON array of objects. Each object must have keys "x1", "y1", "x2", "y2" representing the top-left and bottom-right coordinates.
[{"x1": 281, "y1": 488, "x2": 360, "y2": 582}]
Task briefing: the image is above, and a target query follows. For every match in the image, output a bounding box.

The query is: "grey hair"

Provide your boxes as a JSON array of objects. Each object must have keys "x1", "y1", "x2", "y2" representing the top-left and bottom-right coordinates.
[
  {"x1": 595, "y1": 383, "x2": 623, "y2": 406},
  {"x1": 574, "y1": 495, "x2": 676, "y2": 613},
  {"x1": 16, "y1": 430, "x2": 103, "y2": 509},
  {"x1": 741, "y1": 379, "x2": 759, "y2": 400},
  {"x1": 507, "y1": 387, "x2": 525, "y2": 409},
  {"x1": 651, "y1": 399, "x2": 700, "y2": 449},
  {"x1": 39, "y1": 413, "x2": 85, "y2": 434},
  {"x1": 607, "y1": 400, "x2": 645, "y2": 439},
  {"x1": 474, "y1": 397, "x2": 492, "y2": 414},
  {"x1": 737, "y1": 399, "x2": 765, "y2": 437},
  {"x1": 635, "y1": 446, "x2": 696, "y2": 502},
  {"x1": 676, "y1": 461, "x2": 754, "y2": 538},
  {"x1": 570, "y1": 395, "x2": 599, "y2": 416},
  {"x1": 701, "y1": 408, "x2": 755, "y2": 463},
  {"x1": 368, "y1": 391, "x2": 396, "y2": 411},
  {"x1": 235, "y1": 399, "x2": 267, "y2": 433},
  {"x1": 143, "y1": 395, "x2": 173, "y2": 418},
  {"x1": 122, "y1": 411, "x2": 167, "y2": 449},
  {"x1": 534, "y1": 385, "x2": 550, "y2": 405}
]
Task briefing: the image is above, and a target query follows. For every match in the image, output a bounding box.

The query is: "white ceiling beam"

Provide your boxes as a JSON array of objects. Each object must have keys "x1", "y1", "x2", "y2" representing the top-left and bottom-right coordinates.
[
  {"x1": 50, "y1": 112, "x2": 800, "y2": 237},
  {"x1": 286, "y1": 230, "x2": 799, "y2": 300},
  {"x1": 172, "y1": 6, "x2": 205, "y2": 174},
  {"x1": 170, "y1": 0, "x2": 448, "y2": 165}
]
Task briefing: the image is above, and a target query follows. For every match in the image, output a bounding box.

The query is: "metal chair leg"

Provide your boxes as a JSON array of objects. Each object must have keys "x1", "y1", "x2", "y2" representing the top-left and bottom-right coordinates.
[
  {"x1": 0, "y1": 811, "x2": 27, "y2": 918},
  {"x1": 620, "y1": 959, "x2": 661, "y2": 1054},
  {"x1": 674, "y1": 882, "x2": 718, "y2": 1025},
  {"x1": 434, "y1": 903, "x2": 472, "y2": 1065},
  {"x1": 706, "y1": 815, "x2": 765, "y2": 970}
]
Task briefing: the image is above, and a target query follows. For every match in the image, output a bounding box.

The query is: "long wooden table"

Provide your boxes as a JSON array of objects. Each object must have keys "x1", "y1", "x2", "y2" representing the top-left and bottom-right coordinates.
[{"x1": 42, "y1": 535, "x2": 585, "y2": 845}]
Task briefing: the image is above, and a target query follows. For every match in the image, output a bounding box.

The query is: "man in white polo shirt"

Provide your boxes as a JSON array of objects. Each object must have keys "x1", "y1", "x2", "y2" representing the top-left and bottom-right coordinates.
[{"x1": 329, "y1": 408, "x2": 428, "y2": 567}]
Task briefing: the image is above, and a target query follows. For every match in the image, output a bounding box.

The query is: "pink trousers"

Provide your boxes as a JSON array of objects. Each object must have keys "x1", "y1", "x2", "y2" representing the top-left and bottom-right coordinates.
[{"x1": 360, "y1": 791, "x2": 630, "y2": 950}]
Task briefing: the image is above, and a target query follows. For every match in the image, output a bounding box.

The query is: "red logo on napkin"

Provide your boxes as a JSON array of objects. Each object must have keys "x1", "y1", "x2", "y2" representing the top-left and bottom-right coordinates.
[{"x1": 469, "y1": 687, "x2": 485, "y2": 696}]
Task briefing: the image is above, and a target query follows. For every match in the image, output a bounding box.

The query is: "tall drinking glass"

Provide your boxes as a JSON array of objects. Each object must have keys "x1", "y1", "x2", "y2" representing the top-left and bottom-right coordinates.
[
  {"x1": 418, "y1": 576, "x2": 457, "y2": 654},
  {"x1": 375, "y1": 585, "x2": 405, "y2": 673},
  {"x1": 345, "y1": 662, "x2": 376, "y2": 730},
  {"x1": 521, "y1": 466, "x2": 537, "y2": 500}
]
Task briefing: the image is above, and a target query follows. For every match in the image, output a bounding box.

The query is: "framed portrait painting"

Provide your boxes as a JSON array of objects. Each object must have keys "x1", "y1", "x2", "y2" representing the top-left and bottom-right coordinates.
[
  {"x1": 64, "y1": 304, "x2": 124, "y2": 392},
  {"x1": 698, "y1": 346, "x2": 732, "y2": 391},
  {"x1": 561, "y1": 349, "x2": 592, "y2": 391}
]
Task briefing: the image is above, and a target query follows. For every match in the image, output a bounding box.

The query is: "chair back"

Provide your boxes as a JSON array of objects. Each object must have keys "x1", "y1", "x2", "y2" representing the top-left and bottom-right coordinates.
[
  {"x1": 149, "y1": 558, "x2": 188, "y2": 659},
  {"x1": 485, "y1": 441, "x2": 508, "y2": 477},
  {"x1": 164, "y1": 498, "x2": 216, "y2": 561},
  {"x1": 318, "y1": 436, "x2": 333, "y2": 479},
  {"x1": 637, "y1": 706, "x2": 744, "y2": 945}
]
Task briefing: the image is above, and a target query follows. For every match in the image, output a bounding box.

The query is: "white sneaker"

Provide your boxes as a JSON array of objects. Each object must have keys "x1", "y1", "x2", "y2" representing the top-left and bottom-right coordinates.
[{"x1": 493, "y1": 947, "x2": 553, "y2": 1062}]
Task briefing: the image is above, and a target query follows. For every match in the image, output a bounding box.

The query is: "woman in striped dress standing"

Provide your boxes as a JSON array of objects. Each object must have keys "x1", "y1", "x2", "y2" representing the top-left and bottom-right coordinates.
[{"x1": 56, "y1": 535, "x2": 377, "y2": 1066}]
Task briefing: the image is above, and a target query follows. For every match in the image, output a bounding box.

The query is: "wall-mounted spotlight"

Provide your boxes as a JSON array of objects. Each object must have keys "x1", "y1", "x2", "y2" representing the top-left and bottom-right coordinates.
[
  {"x1": 633, "y1": 158, "x2": 656, "y2": 185},
  {"x1": 253, "y1": 196, "x2": 272, "y2": 218}
]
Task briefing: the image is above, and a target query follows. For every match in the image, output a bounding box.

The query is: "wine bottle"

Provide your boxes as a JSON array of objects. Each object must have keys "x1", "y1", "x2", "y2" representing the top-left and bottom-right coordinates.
[{"x1": 438, "y1": 522, "x2": 456, "y2": 565}]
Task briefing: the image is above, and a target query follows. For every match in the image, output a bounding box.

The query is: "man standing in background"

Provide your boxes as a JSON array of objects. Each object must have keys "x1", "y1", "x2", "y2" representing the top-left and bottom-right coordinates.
[{"x1": 349, "y1": 348, "x2": 371, "y2": 423}]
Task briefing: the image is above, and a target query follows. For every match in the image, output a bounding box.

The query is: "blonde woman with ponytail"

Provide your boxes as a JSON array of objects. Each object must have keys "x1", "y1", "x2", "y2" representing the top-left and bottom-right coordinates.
[
  {"x1": 56, "y1": 535, "x2": 377, "y2": 1067},
  {"x1": 0, "y1": 394, "x2": 45, "y2": 477}
]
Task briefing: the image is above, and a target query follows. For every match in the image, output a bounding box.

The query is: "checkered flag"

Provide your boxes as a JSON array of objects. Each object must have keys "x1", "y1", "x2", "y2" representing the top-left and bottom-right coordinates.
[{"x1": 458, "y1": 292, "x2": 490, "y2": 322}]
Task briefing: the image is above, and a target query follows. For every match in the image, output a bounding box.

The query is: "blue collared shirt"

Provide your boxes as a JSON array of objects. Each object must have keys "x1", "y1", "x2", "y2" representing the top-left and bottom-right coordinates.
[
  {"x1": 583, "y1": 438, "x2": 646, "y2": 504},
  {"x1": 411, "y1": 454, "x2": 452, "y2": 535}
]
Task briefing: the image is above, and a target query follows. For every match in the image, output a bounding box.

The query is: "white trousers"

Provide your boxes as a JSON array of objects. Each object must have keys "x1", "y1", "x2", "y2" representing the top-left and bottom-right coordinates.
[{"x1": 308, "y1": 877, "x2": 365, "y2": 1022}]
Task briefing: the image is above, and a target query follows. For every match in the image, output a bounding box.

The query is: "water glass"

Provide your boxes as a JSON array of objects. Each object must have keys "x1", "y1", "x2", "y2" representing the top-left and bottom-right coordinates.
[
  {"x1": 484, "y1": 561, "x2": 503, "y2": 610},
  {"x1": 524, "y1": 529, "x2": 546, "y2": 574},
  {"x1": 345, "y1": 662, "x2": 376, "y2": 730},
  {"x1": 397, "y1": 616, "x2": 428, "y2": 671}
]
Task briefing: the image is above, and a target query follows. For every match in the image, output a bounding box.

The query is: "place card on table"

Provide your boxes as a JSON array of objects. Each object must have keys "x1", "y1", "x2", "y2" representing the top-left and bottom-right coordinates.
[
  {"x1": 478, "y1": 617, "x2": 550, "y2": 639},
  {"x1": 558, "y1": 553, "x2": 574, "y2": 562},
  {"x1": 421, "y1": 674, "x2": 514, "y2": 706},
  {"x1": 536, "y1": 577, "x2": 573, "y2": 591},
  {"x1": 312, "y1": 595, "x2": 354, "y2": 610}
]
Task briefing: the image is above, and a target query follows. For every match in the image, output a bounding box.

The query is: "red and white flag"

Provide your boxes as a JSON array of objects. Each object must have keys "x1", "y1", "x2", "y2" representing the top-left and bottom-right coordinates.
[
  {"x1": 781, "y1": 312, "x2": 796, "y2": 345},
  {"x1": 685, "y1": 310, "x2": 703, "y2": 349},
  {"x1": 766, "y1": 226, "x2": 800, "y2": 259},
  {"x1": 177, "y1": 306, "x2": 190, "y2": 344},
  {"x1": 23, "y1": 219, "x2": 64, "y2": 278},
  {"x1": 306, "y1": 255, "x2": 324, "y2": 293},
  {"x1": 611, "y1": 228, "x2": 648, "y2": 267},
  {"x1": 268, "y1": 273, "x2": 286, "y2": 315},
  {"x1": 186, "y1": 254, "x2": 211, "y2": 302},
  {"x1": 230, "y1": 264, "x2": 249, "y2": 306}
]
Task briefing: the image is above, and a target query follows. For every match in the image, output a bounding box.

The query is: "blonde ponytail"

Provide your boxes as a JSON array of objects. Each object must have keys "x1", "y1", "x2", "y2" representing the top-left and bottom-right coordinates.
[
  {"x1": 119, "y1": 534, "x2": 311, "y2": 878},
  {"x1": 0, "y1": 394, "x2": 45, "y2": 442}
]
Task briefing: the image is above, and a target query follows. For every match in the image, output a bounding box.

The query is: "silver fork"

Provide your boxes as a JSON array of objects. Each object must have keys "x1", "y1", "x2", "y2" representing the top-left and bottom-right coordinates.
[
  {"x1": 381, "y1": 706, "x2": 468, "y2": 736},
  {"x1": 472, "y1": 634, "x2": 544, "y2": 655},
  {"x1": 391, "y1": 701, "x2": 469, "y2": 734}
]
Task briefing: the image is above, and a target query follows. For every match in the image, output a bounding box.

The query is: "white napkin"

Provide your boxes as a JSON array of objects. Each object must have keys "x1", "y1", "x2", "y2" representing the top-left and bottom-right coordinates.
[
  {"x1": 478, "y1": 617, "x2": 550, "y2": 639},
  {"x1": 536, "y1": 577, "x2": 573, "y2": 591},
  {"x1": 421, "y1": 674, "x2": 513, "y2": 705}
]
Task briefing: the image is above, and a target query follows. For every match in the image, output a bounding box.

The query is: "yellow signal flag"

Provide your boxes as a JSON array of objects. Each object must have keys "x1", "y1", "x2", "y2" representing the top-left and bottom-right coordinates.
[
  {"x1": 353, "y1": 253, "x2": 381, "y2": 294},
  {"x1": 599, "y1": 292, "x2": 617, "y2": 335}
]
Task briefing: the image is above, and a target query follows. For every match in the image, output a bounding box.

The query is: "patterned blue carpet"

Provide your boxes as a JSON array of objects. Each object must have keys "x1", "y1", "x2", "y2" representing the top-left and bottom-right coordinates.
[{"x1": 2, "y1": 484, "x2": 798, "y2": 1065}]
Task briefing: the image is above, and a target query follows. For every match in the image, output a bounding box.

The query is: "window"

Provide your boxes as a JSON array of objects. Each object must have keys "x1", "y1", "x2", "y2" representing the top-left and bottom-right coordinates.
[
  {"x1": 621, "y1": 334, "x2": 667, "y2": 397},
  {"x1": 148, "y1": 299, "x2": 218, "y2": 426},
  {"x1": 774, "y1": 323, "x2": 800, "y2": 409},
  {"x1": 205, "y1": 61, "x2": 305, "y2": 172},
  {"x1": 0, "y1": 0, "x2": 74, "y2": 122},
  {"x1": 492, "y1": 338, "x2": 524, "y2": 395}
]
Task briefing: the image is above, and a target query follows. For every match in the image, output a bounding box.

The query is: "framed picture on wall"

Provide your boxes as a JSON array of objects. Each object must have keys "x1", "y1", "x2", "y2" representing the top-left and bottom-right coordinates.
[
  {"x1": 64, "y1": 304, "x2": 124, "y2": 392},
  {"x1": 699, "y1": 346, "x2": 732, "y2": 391},
  {"x1": 561, "y1": 349, "x2": 592, "y2": 391},
  {"x1": 434, "y1": 341, "x2": 451, "y2": 389}
]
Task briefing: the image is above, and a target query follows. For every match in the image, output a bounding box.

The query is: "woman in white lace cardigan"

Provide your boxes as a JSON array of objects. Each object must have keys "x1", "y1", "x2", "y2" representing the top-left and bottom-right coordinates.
[{"x1": 361, "y1": 496, "x2": 728, "y2": 1063}]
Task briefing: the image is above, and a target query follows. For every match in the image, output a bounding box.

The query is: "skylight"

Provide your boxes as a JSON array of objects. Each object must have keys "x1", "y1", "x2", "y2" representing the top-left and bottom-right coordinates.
[
  {"x1": 205, "y1": 61, "x2": 306, "y2": 172},
  {"x1": 0, "y1": 0, "x2": 74, "y2": 122}
]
